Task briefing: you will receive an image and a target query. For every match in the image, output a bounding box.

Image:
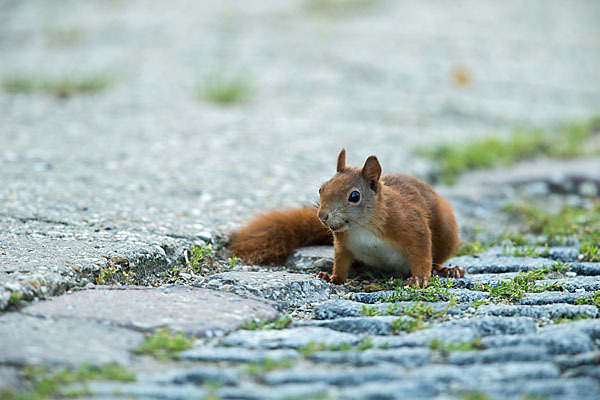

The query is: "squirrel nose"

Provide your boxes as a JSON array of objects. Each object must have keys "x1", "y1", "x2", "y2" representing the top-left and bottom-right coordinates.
[{"x1": 318, "y1": 212, "x2": 329, "y2": 224}]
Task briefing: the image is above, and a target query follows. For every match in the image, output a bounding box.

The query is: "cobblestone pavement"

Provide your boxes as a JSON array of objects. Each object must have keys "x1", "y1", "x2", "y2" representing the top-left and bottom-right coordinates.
[
  {"x1": 2, "y1": 247, "x2": 600, "y2": 399},
  {"x1": 1, "y1": 1, "x2": 600, "y2": 399}
]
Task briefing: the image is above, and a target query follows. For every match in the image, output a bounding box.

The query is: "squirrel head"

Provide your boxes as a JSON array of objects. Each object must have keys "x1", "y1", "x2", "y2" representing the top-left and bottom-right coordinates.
[{"x1": 317, "y1": 149, "x2": 382, "y2": 232}]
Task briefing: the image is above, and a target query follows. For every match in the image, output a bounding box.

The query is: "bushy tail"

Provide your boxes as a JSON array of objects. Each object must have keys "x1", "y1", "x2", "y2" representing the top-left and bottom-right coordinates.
[{"x1": 229, "y1": 207, "x2": 333, "y2": 264}]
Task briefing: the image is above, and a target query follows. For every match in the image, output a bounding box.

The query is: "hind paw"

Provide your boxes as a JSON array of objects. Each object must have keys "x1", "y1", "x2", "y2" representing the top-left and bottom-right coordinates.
[{"x1": 434, "y1": 266, "x2": 466, "y2": 278}]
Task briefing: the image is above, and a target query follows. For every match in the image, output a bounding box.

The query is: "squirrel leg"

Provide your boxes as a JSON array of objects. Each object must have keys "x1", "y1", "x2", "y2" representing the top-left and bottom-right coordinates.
[
  {"x1": 317, "y1": 240, "x2": 354, "y2": 284},
  {"x1": 402, "y1": 238, "x2": 433, "y2": 289}
]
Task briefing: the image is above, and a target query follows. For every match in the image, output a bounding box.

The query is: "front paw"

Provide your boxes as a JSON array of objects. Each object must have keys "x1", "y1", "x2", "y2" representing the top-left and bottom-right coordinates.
[
  {"x1": 434, "y1": 266, "x2": 466, "y2": 278},
  {"x1": 404, "y1": 276, "x2": 429, "y2": 288},
  {"x1": 316, "y1": 271, "x2": 344, "y2": 285}
]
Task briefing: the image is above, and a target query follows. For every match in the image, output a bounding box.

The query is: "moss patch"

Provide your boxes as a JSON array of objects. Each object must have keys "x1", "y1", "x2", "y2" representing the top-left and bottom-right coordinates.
[
  {"x1": 133, "y1": 327, "x2": 194, "y2": 361},
  {"x1": 200, "y1": 71, "x2": 251, "y2": 105},
  {"x1": 2, "y1": 74, "x2": 111, "y2": 98},
  {"x1": 505, "y1": 202, "x2": 600, "y2": 261},
  {"x1": 240, "y1": 314, "x2": 293, "y2": 330},
  {"x1": 381, "y1": 276, "x2": 456, "y2": 302},
  {"x1": 423, "y1": 117, "x2": 600, "y2": 184},
  {"x1": 473, "y1": 267, "x2": 564, "y2": 303},
  {"x1": 429, "y1": 338, "x2": 483, "y2": 352}
]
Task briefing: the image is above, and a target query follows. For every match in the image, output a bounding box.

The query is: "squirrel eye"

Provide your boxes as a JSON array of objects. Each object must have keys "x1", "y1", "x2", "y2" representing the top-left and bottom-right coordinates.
[{"x1": 348, "y1": 190, "x2": 360, "y2": 203}]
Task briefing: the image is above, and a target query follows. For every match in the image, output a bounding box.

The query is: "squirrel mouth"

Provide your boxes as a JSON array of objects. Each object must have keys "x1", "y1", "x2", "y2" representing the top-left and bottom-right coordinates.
[{"x1": 329, "y1": 221, "x2": 349, "y2": 232}]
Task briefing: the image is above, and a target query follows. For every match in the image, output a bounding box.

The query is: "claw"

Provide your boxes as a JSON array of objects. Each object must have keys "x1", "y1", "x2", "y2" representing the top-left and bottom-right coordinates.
[
  {"x1": 317, "y1": 271, "x2": 344, "y2": 285},
  {"x1": 434, "y1": 266, "x2": 466, "y2": 279},
  {"x1": 317, "y1": 271, "x2": 332, "y2": 282},
  {"x1": 405, "y1": 276, "x2": 429, "y2": 288}
]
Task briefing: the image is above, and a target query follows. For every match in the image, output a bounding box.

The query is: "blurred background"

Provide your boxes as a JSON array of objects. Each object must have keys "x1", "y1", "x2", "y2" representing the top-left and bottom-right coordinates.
[{"x1": 1, "y1": 0, "x2": 599, "y2": 232}]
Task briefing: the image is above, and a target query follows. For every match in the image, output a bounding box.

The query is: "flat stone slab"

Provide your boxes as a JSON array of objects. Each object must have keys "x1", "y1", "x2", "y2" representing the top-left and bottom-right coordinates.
[
  {"x1": 477, "y1": 304, "x2": 598, "y2": 319},
  {"x1": 294, "y1": 316, "x2": 400, "y2": 335},
  {"x1": 308, "y1": 347, "x2": 432, "y2": 367},
  {"x1": 569, "y1": 263, "x2": 600, "y2": 276},
  {"x1": 287, "y1": 246, "x2": 334, "y2": 271},
  {"x1": 22, "y1": 286, "x2": 278, "y2": 336},
  {"x1": 220, "y1": 326, "x2": 362, "y2": 349},
  {"x1": 0, "y1": 313, "x2": 144, "y2": 366},
  {"x1": 450, "y1": 255, "x2": 554, "y2": 274},
  {"x1": 196, "y1": 271, "x2": 330, "y2": 308},
  {"x1": 178, "y1": 347, "x2": 299, "y2": 363}
]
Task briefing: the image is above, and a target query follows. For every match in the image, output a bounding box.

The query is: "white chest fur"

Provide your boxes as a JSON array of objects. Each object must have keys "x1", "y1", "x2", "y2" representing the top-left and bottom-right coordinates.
[{"x1": 345, "y1": 227, "x2": 410, "y2": 274}]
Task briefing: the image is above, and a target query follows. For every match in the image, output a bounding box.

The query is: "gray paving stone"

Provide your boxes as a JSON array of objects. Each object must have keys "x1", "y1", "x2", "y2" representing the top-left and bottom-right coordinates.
[
  {"x1": 569, "y1": 263, "x2": 600, "y2": 276},
  {"x1": 352, "y1": 291, "x2": 396, "y2": 304},
  {"x1": 543, "y1": 247, "x2": 581, "y2": 262},
  {"x1": 196, "y1": 271, "x2": 330, "y2": 308},
  {"x1": 407, "y1": 362, "x2": 560, "y2": 392},
  {"x1": 165, "y1": 367, "x2": 241, "y2": 386},
  {"x1": 521, "y1": 291, "x2": 596, "y2": 305},
  {"x1": 481, "y1": 331, "x2": 594, "y2": 355},
  {"x1": 309, "y1": 348, "x2": 432, "y2": 367},
  {"x1": 563, "y1": 366, "x2": 600, "y2": 380},
  {"x1": 340, "y1": 381, "x2": 437, "y2": 399},
  {"x1": 21, "y1": 286, "x2": 278, "y2": 336},
  {"x1": 448, "y1": 316, "x2": 536, "y2": 336},
  {"x1": 313, "y1": 299, "x2": 366, "y2": 319},
  {"x1": 554, "y1": 351, "x2": 600, "y2": 369},
  {"x1": 539, "y1": 318, "x2": 600, "y2": 340},
  {"x1": 447, "y1": 345, "x2": 552, "y2": 365},
  {"x1": 220, "y1": 326, "x2": 362, "y2": 349},
  {"x1": 450, "y1": 255, "x2": 554, "y2": 274},
  {"x1": 0, "y1": 313, "x2": 143, "y2": 366},
  {"x1": 477, "y1": 304, "x2": 598, "y2": 319},
  {"x1": 453, "y1": 273, "x2": 518, "y2": 289},
  {"x1": 371, "y1": 327, "x2": 478, "y2": 348},
  {"x1": 558, "y1": 276, "x2": 600, "y2": 292},
  {"x1": 313, "y1": 299, "x2": 457, "y2": 320},
  {"x1": 477, "y1": 378, "x2": 600, "y2": 400},
  {"x1": 66, "y1": 382, "x2": 206, "y2": 400},
  {"x1": 178, "y1": 347, "x2": 299, "y2": 363},
  {"x1": 218, "y1": 383, "x2": 330, "y2": 400},
  {"x1": 263, "y1": 366, "x2": 403, "y2": 386},
  {"x1": 286, "y1": 246, "x2": 334, "y2": 271},
  {"x1": 351, "y1": 288, "x2": 489, "y2": 304},
  {"x1": 294, "y1": 316, "x2": 399, "y2": 335}
]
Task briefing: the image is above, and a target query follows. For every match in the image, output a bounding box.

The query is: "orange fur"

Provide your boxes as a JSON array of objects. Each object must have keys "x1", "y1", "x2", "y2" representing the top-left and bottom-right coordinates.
[{"x1": 229, "y1": 207, "x2": 332, "y2": 264}]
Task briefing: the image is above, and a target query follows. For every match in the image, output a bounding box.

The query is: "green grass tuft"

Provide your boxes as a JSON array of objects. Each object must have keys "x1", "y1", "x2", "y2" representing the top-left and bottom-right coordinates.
[
  {"x1": 473, "y1": 267, "x2": 564, "y2": 303},
  {"x1": 423, "y1": 117, "x2": 600, "y2": 184},
  {"x1": 505, "y1": 202, "x2": 600, "y2": 262},
  {"x1": 391, "y1": 317, "x2": 427, "y2": 333},
  {"x1": 134, "y1": 327, "x2": 194, "y2": 361},
  {"x1": 381, "y1": 276, "x2": 455, "y2": 303},
  {"x1": 2, "y1": 75, "x2": 110, "y2": 98},
  {"x1": 200, "y1": 72, "x2": 251, "y2": 105},
  {"x1": 245, "y1": 358, "x2": 294, "y2": 375},
  {"x1": 429, "y1": 338, "x2": 483, "y2": 352},
  {"x1": 9, "y1": 291, "x2": 23, "y2": 306},
  {"x1": 305, "y1": 0, "x2": 378, "y2": 16},
  {"x1": 574, "y1": 291, "x2": 600, "y2": 312},
  {"x1": 240, "y1": 314, "x2": 293, "y2": 330}
]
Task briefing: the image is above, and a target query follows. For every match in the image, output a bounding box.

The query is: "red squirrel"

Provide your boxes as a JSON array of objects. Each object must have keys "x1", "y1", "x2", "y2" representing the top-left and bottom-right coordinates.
[{"x1": 229, "y1": 149, "x2": 465, "y2": 287}]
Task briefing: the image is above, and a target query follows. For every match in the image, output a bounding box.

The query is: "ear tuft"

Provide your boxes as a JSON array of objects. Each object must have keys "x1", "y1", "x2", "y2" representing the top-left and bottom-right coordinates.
[
  {"x1": 362, "y1": 155, "x2": 382, "y2": 192},
  {"x1": 336, "y1": 148, "x2": 346, "y2": 172}
]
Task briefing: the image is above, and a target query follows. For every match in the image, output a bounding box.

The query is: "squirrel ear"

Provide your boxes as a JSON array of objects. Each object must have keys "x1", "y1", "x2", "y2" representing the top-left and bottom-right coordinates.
[
  {"x1": 336, "y1": 148, "x2": 346, "y2": 172},
  {"x1": 362, "y1": 155, "x2": 381, "y2": 192}
]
